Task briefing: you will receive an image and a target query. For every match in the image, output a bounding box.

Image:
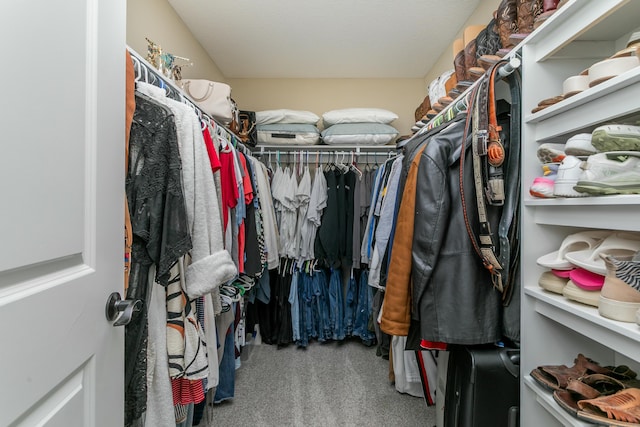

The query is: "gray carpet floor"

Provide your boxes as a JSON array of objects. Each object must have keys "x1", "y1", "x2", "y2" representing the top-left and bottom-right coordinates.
[{"x1": 208, "y1": 339, "x2": 435, "y2": 426}]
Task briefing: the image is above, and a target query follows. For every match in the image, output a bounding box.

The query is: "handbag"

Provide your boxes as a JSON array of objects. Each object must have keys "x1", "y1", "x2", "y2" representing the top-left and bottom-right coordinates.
[
  {"x1": 237, "y1": 110, "x2": 257, "y2": 147},
  {"x1": 182, "y1": 79, "x2": 234, "y2": 124}
]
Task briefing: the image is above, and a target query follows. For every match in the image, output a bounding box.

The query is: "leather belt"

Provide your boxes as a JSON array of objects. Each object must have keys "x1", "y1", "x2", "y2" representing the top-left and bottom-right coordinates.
[
  {"x1": 472, "y1": 75, "x2": 503, "y2": 292},
  {"x1": 460, "y1": 60, "x2": 515, "y2": 294}
]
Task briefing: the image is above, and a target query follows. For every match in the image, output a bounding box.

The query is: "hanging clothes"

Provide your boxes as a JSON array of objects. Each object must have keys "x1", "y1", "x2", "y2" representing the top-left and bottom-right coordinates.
[
  {"x1": 368, "y1": 155, "x2": 404, "y2": 288},
  {"x1": 380, "y1": 137, "x2": 429, "y2": 336},
  {"x1": 294, "y1": 163, "x2": 312, "y2": 261},
  {"x1": 249, "y1": 157, "x2": 280, "y2": 269},
  {"x1": 300, "y1": 167, "x2": 327, "y2": 261},
  {"x1": 125, "y1": 91, "x2": 192, "y2": 427},
  {"x1": 410, "y1": 115, "x2": 502, "y2": 345},
  {"x1": 136, "y1": 82, "x2": 237, "y2": 299},
  {"x1": 242, "y1": 156, "x2": 265, "y2": 276},
  {"x1": 353, "y1": 269, "x2": 375, "y2": 344}
]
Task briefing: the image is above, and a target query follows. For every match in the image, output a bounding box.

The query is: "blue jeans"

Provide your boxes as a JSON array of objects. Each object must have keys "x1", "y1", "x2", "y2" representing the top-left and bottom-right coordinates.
[
  {"x1": 302, "y1": 273, "x2": 316, "y2": 340},
  {"x1": 354, "y1": 269, "x2": 376, "y2": 343},
  {"x1": 175, "y1": 403, "x2": 194, "y2": 427},
  {"x1": 296, "y1": 271, "x2": 309, "y2": 347},
  {"x1": 344, "y1": 274, "x2": 358, "y2": 336},
  {"x1": 255, "y1": 266, "x2": 271, "y2": 304},
  {"x1": 288, "y1": 271, "x2": 300, "y2": 342},
  {"x1": 313, "y1": 269, "x2": 331, "y2": 342},
  {"x1": 214, "y1": 313, "x2": 236, "y2": 403},
  {"x1": 329, "y1": 268, "x2": 345, "y2": 340}
]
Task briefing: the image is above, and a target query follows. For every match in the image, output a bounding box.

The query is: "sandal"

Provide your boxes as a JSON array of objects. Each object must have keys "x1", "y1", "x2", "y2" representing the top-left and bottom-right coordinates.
[
  {"x1": 530, "y1": 354, "x2": 633, "y2": 391},
  {"x1": 577, "y1": 387, "x2": 640, "y2": 426},
  {"x1": 553, "y1": 374, "x2": 628, "y2": 417}
]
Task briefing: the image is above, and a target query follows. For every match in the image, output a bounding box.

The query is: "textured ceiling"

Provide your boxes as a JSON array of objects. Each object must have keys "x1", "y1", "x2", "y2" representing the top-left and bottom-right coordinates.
[{"x1": 167, "y1": 0, "x2": 482, "y2": 78}]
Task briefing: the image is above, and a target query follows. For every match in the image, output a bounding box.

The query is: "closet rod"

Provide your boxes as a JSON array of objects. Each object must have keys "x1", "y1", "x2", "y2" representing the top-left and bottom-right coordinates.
[
  {"x1": 127, "y1": 46, "x2": 251, "y2": 155},
  {"x1": 254, "y1": 149, "x2": 396, "y2": 157}
]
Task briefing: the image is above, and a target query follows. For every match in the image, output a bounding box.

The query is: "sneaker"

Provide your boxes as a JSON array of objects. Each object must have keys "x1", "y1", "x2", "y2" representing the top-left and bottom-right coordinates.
[
  {"x1": 537, "y1": 143, "x2": 566, "y2": 163},
  {"x1": 574, "y1": 152, "x2": 640, "y2": 195},
  {"x1": 538, "y1": 270, "x2": 568, "y2": 294},
  {"x1": 530, "y1": 163, "x2": 559, "y2": 198},
  {"x1": 565, "y1": 133, "x2": 597, "y2": 157},
  {"x1": 591, "y1": 124, "x2": 640, "y2": 152},
  {"x1": 599, "y1": 252, "x2": 640, "y2": 322},
  {"x1": 563, "y1": 280, "x2": 600, "y2": 307},
  {"x1": 554, "y1": 156, "x2": 587, "y2": 197}
]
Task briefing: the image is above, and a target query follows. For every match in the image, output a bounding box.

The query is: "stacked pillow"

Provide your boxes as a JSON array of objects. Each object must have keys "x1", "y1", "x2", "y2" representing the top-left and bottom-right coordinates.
[
  {"x1": 256, "y1": 109, "x2": 321, "y2": 145},
  {"x1": 320, "y1": 108, "x2": 399, "y2": 145}
]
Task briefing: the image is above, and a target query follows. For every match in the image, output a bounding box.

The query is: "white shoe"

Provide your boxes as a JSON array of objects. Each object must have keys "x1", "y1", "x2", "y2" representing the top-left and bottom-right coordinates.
[
  {"x1": 554, "y1": 156, "x2": 587, "y2": 197},
  {"x1": 591, "y1": 124, "x2": 640, "y2": 152},
  {"x1": 537, "y1": 143, "x2": 566, "y2": 163},
  {"x1": 565, "y1": 133, "x2": 597, "y2": 157},
  {"x1": 574, "y1": 152, "x2": 640, "y2": 195}
]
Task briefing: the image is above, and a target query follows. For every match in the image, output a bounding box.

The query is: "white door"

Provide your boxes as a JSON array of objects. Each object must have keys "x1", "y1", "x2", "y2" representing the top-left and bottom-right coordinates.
[{"x1": 0, "y1": 1, "x2": 126, "y2": 426}]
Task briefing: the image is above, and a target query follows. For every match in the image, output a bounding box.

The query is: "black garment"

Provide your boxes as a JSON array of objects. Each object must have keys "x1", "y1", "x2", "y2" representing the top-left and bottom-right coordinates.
[
  {"x1": 344, "y1": 171, "x2": 356, "y2": 266},
  {"x1": 410, "y1": 115, "x2": 502, "y2": 345},
  {"x1": 276, "y1": 267, "x2": 293, "y2": 346},
  {"x1": 316, "y1": 169, "x2": 339, "y2": 264},
  {"x1": 372, "y1": 288, "x2": 390, "y2": 359},
  {"x1": 335, "y1": 170, "x2": 347, "y2": 263},
  {"x1": 125, "y1": 93, "x2": 192, "y2": 426},
  {"x1": 265, "y1": 263, "x2": 293, "y2": 346},
  {"x1": 242, "y1": 155, "x2": 262, "y2": 276}
]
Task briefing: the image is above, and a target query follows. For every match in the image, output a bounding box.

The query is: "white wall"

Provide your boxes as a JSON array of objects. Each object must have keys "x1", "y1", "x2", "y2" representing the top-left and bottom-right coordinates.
[
  {"x1": 127, "y1": 0, "x2": 226, "y2": 82},
  {"x1": 127, "y1": 0, "x2": 500, "y2": 134}
]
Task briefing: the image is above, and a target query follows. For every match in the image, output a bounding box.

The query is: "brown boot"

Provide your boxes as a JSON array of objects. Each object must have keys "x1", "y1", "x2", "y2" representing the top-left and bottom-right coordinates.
[
  {"x1": 497, "y1": 0, "x2": 518, "y2": 49},
  {"x1": 517, "y1": 0, "x2": 543, "y2": 35},
  {"x1": 453, "y1": 38, "x2": 466, "y2": 83},
  {"x1": 476, "y1": 15, "x2": 502, "y2": 58},
  {"x1": 463, "y1": 25, "x2": 485, "y2": 80}
]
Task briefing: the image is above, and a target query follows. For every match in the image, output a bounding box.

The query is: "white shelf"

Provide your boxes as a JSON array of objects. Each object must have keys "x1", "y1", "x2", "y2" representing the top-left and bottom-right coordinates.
[
  {"x1": 523, "y1": 197, "x2": 640, "y2": 231},
  {"x1": 525, "y1": 286, "x2": 640, "y2": 362},
  {"x1": 519, "y1": 2, "x2": 640, "y2": 424},
  {"x1": 529, "y1": 205, "x2": 640, "y2": 231},
  {"x1": 525, "y1": 67, "x2": 640, "y2": 140},
  {"x1": 523, "y1": 376, "x2": 593, "y2": 427},
  {"x1": 525, "y1": 0, "x2": 638, "y2": 62},
  {"x1": 524, "y1": 194, "x2": 640, "y2": 206}
]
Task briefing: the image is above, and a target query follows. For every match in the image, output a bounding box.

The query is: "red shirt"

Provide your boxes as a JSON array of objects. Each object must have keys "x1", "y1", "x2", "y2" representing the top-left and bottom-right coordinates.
[
  {"x1": 202, "y1": 126, "x2": 222, "y2": 173},
  {"x1": 219, "y1": 149, "x2": 239, "y2": 231}
]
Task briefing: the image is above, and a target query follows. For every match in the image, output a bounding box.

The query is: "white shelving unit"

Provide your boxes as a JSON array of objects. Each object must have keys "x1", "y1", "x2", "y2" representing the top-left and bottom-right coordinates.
[{"x1": 519, "y1": 1, "x2": 640, "y2": 425}]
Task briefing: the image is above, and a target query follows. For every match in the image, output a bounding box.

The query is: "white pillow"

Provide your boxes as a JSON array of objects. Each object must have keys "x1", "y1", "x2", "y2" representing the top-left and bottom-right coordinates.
[
  {"x1": 321, "y1": 123, "x2": 398, "y2": 146},
  {"x1": 322, "y1": 108, "x2": 398, "y2": 127},
  {"x1": 257, "y1": 124, "x2": 320, "y2": 145},
  {"x1": 255, "y1": 109, "x2": 319, "y2": 125}
]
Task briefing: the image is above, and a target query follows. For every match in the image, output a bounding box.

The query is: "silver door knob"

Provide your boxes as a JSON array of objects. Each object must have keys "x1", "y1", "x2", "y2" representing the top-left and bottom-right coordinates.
[{"x1": 105, "y1": 292, "x2": 142, "y2": 326}]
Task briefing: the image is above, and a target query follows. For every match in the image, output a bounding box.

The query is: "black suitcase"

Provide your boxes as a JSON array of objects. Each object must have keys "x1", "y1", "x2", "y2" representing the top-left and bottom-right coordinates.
[{"x1": 444, "y1": 346, "x2": 520, "y2": 427}]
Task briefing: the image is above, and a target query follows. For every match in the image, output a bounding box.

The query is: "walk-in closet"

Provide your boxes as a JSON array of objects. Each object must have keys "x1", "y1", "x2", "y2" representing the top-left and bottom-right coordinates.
[{"x1": 4, "y1": 1, "x2": 640, "y2": 427}]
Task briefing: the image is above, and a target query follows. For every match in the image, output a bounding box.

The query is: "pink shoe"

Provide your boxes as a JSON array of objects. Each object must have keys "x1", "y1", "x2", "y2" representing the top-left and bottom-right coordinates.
[
  {"x1": 569, "y1": 268, "x2": 605, "y2": 291},
  {"x1": 552, "y1": 269, "x2": 573, "y2": 278},
  {"x1": 530, "y1": 163, "x2": 559, "y2": 198}
]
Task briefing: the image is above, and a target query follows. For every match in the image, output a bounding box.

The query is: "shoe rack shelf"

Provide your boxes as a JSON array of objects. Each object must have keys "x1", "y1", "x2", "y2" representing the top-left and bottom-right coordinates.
[
  {"x1": 523, "y1": 377, "x2": 594, "y2": 427},
  {"x1": 526, "y1": 66, "x2": 640, "y2": 141},
  {"x1": 519, "y1": 1, "x2": 640, "y2": 426},
  {"x1": 525, "y1": 286, "x2": 640, "y2": 360},
  {"x1": 524, "y1": 197, "x2": 640, "y2": 230}
]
